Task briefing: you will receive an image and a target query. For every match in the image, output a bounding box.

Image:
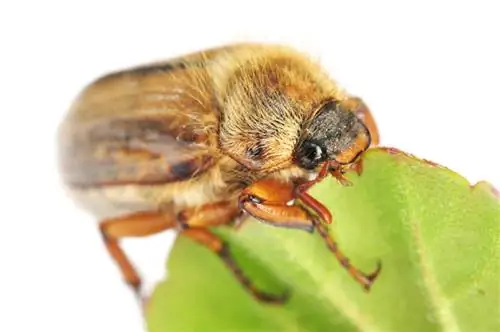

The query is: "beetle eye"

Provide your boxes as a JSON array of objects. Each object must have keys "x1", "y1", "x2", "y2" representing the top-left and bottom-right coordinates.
[
  {"x1": 305, "y1": 144, "x2": 323, "y2": 161},
  {"x1": 297, "y1": 141, "x2": 326, "y2": 169}
]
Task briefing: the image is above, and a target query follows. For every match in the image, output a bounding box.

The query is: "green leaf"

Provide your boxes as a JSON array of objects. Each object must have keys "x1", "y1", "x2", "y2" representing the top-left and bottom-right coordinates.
[{"x1": 146, "y1": 148, "x2": 500, "y2": 332}]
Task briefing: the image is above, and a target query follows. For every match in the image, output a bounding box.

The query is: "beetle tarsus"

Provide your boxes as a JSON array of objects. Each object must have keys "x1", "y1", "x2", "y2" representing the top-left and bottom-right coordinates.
[
  {"x1": 127, "y1": 279, "x2": 142, "y2": 297},
  {"x1": 362, "y1": 260, "x2": 382, "y2": 291},
  {"x1": 254, "y1": 289, "x2": 290, "y2": 304},
  {"x1": 218, "y1": 245, "x2": 290, "y2": 304},
  {"x1": 313, "y1": 218, "x2": 382, "y2": 291}
]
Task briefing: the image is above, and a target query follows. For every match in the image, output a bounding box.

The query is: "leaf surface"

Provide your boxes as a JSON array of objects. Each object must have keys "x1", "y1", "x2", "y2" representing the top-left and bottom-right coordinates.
[{"x1": 146, "y1": 148, "x2": 500, "y2": 332}]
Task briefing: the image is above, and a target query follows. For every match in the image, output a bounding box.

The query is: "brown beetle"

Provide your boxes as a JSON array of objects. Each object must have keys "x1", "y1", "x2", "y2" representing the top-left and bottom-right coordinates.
[{"x1": 57, "y1": 43, "x2": 381, "y2": 304}]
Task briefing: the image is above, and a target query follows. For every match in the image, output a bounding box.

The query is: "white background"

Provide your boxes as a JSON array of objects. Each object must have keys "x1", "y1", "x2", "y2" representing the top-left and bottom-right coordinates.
[{"x1": 1, "y1": 1, "x2": 499, "y2": 331}]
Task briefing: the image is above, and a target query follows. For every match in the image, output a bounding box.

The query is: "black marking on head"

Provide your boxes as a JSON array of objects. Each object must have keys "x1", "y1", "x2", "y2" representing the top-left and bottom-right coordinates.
[
  {"x1": 307, "y1": 101, "x2": 359, "y2": 154},
  {"x1": 294, "y1": 100, "x2": 368, "y2": 169}
]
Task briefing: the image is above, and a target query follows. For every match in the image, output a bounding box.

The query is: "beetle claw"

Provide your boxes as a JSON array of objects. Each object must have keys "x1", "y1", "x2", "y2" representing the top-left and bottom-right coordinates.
[
  {"x1": 362, "y1": 260, "x2": 382, "y2": 291},
  {"x1": 255, "y1": 289, "x2": 291, "y2": 304}
]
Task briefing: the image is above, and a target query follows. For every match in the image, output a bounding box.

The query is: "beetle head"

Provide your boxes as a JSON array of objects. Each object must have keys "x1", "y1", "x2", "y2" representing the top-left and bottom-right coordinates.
[{"x1": 294, "y1": 99, "x2": 371, "y2": 171}]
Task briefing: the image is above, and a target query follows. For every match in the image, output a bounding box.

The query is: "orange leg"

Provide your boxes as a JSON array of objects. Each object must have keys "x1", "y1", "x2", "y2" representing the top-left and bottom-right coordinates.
[
  {"x1": 178, "y1": 202, "x2": 287, "y2": 303},
  {"x1": 100, "y1": 201, "x2": 286, "y2": 305},
  {"x1": 239, "y1": 178, "x2": 381, "y2": 290},
  {"x1": 240, "y1": 179, "x2": 318, "y2": 230},
  {"x1": 235, "y1": 175, "x2": 330, "y2": 235},
  {"x1": 100, "y1": 211, "x2": 177, "y2": 299},
  {"x1": 182, "y1": 228, "x2": 288, "y2": 303},
  {"x1": 313, "y1": 219, "x2": 381, "y2": 290},
  {"x1": 297, "y1": 163, "x2": 349, "y2": 215}
]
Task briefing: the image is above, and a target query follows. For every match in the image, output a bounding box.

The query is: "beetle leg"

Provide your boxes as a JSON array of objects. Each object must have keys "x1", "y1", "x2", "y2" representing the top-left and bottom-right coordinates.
[
  {"x1": 100, "y1": 202, "x2": 286, "y2": 306},
  {"x1": 99, "y1": 211, "x2": 177, "y2": 301},
  {"x1": 181, "y1": 228, "x2": 288, "y2": 304},
  {"x1": 313, "y1": 218, "x2": 382, "y2": 291},
  {"x1": 99, "y1": 203, "x2": 239, "y2": 303},
  {"x1": 239, "y1": 178, "x2": 382, "y2": 290},
  {"x1": 176, "y1": 201, "x2": 288, "y2": 303},
  {"x1": 240, "y1": 179, "x2": 318, "y2": 231},
  {"x1": 178, "y1": 202, "x2": 288, "y2": 303}
]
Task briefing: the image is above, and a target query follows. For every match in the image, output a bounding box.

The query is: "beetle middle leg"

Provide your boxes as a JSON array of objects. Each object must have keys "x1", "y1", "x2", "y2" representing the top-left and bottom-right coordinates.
[
  {"x1": 99, "y1": 201, "x2": 286, "y2": 306},
  {"x1": 239, "y1": 178, "x2": 381, "y2": 291},
  {"x1": 100, "y1": 211, "x2": 177, "y2": 301}
]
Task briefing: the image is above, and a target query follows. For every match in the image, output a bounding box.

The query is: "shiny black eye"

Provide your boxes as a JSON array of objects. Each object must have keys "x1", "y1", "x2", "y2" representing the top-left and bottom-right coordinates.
[{"x1": 296, "y1": 141, "x2": 327, "y2": 170}]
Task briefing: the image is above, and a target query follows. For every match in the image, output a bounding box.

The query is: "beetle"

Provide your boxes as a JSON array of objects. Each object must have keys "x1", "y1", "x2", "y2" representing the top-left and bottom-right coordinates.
[{"x1": 57, "y1": 43, "x2": 381, "y2": 304}]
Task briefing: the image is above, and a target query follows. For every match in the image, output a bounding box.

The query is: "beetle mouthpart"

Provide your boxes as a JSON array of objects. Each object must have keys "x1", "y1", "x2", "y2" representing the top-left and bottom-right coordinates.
[{"x1": 330, "y1": 168, "x2": 353, "y2": 187}]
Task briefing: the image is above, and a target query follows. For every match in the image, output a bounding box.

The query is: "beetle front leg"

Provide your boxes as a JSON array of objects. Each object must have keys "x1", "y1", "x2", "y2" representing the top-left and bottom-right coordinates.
[
  {"x1": 239, "y1": 178, "x2": 382, "y2": 291},
  {"x1": 178, "y1": 202, "x2": 288, "y2": 304},
  {"x1": 181, "y1": 228, "x2": 288, "y2": 304},
  {"x1": 239, "y1": 179, "x2": 319, "y2": 231},
  {"x1": 313, "y1": 219, "x2": 382, "y2": 291}
]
